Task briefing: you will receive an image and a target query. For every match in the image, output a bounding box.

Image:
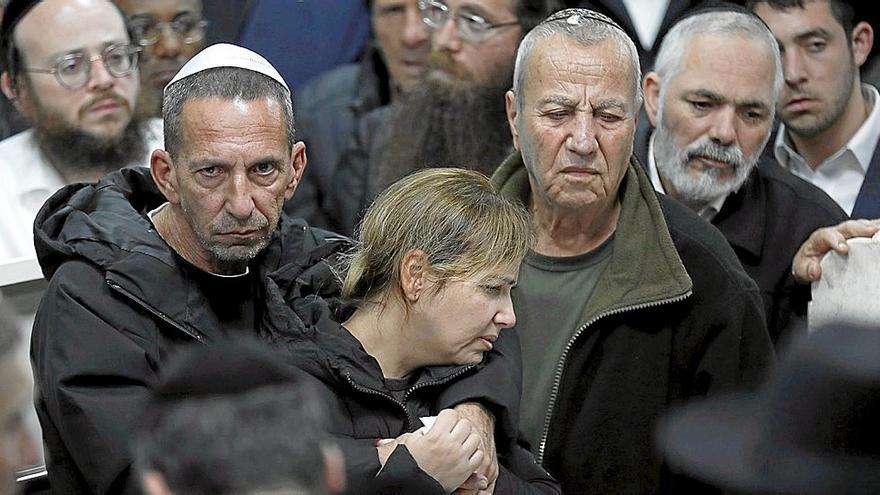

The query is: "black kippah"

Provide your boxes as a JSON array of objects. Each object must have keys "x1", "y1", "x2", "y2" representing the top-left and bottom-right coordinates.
[{"x1": 0, "y1": 0, "x2": 41, "y2": 72}]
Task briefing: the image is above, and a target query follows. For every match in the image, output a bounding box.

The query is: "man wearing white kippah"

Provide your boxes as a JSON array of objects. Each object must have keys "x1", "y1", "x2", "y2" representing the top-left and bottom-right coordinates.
[{"x1": 30, "y1": 40, "x2": 518, "y2": 494}]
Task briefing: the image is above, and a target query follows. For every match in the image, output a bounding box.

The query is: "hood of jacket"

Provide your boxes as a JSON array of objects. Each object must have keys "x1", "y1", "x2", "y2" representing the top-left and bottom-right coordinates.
[
  {"x1": 261, "y1": 256, "x2": 479, "y2": 395},
  {"x1": 491, "y1": 152, "x2": 693, "y2": 325},
  {"x1": 33, "y1": 166, "x2": 341, "y2": 342}
]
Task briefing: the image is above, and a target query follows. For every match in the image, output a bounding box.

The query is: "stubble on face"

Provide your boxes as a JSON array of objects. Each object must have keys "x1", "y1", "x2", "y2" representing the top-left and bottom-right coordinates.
[{"x1": 781, "y1": 55, "x2": 855, "y2": 138}]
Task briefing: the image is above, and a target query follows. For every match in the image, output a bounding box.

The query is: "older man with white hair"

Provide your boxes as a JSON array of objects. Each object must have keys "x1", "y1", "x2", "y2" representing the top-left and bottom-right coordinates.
[
  {"x1": 642, "y1": 8, "x2": 846, "y2": 347},
  {"x1": 494, "y1": 8, "x2": 774, "y2": 493}
]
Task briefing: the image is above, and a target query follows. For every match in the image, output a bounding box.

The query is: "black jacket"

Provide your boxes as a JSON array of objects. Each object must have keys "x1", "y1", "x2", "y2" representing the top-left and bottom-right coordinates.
[
  {"x1": 713, "y1": 160, "x2": 847, "y2": 347},
  {"x1": 260, "y1": 252, "x2": 559, "y2": 494},
  {"x1": 492, "y1": 153, "x2": 775, "y2": 494},
  {"x1": 286, "y1": 46, "x2": 391, "y2": 233},
  {"x1": 30, "y1": 167, "x2": 341, "y2": 494}
]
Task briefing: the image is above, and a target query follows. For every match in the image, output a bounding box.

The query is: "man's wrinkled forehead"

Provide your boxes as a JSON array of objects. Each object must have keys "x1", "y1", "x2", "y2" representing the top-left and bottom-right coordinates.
[{"x1": 525, "y1": 35, "x2": 637, "y2": 106}]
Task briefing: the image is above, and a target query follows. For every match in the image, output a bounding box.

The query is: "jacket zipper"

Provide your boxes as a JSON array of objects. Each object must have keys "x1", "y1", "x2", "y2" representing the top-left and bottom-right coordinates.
[
  {"x1": 106, "y1": 280, "x2": 205, "y2": 342},
  {"x1": 344, "y1": 364, "x2": 478, "y2": 431},
  {"x1": 343, "y1": 372, "x2": 412, "y2": 429},
  {"x1": 536, "y1": 291, "x2": 692, "y2": 464}
]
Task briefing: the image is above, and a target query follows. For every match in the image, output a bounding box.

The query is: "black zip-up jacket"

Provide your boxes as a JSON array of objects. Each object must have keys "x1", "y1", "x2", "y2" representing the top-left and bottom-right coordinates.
[
  {"x1": 259, "y1": 256, "x2": 560, "y2": 494},
  {"x1": 492, "y1": 153, "x2": 775, "y2": 494},
  {"x1": 30, "y1": 167, "x2": 342, "y2": 494}
]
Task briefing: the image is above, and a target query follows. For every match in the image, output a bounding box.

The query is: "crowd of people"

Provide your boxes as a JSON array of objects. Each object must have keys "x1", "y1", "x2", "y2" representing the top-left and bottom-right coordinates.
[{"x1": 1, "y1": 0, "x2": 879, "y2": 494}]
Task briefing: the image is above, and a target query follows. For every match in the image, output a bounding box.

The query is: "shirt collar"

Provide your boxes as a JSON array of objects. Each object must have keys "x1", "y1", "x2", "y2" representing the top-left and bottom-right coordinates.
[
  {"x1": 775, "y1": 83, "x2": 880, "y2": 173},
  {"x1": 647, "y1": 132, "x2": 728, "y2": 221}
]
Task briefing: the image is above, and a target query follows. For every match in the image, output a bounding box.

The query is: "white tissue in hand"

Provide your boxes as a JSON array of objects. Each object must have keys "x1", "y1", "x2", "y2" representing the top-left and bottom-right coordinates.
[
  {"x1": 416, "y1": 416, "x2": 437, "y2": 435},
  {"x1": 810, "y1": 237, "x2": 880, "y2": 332}
]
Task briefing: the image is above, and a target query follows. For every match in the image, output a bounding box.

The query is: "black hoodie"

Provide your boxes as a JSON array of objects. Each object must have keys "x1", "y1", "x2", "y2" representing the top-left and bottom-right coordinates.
[{"x1": 30, "y1": 167, "x2": 340, "y2": 494}]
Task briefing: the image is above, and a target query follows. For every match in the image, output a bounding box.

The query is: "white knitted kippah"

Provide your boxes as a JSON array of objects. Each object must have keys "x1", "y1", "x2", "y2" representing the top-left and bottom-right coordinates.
[{"x1": 164, "y1": 43, "x2": 289, "y2": 94}]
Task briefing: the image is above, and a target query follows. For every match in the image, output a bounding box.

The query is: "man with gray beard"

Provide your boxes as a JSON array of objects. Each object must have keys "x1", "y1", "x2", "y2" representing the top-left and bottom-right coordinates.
[{"x1": 643, "y1": 9, "x2": 846, "y2": 347}]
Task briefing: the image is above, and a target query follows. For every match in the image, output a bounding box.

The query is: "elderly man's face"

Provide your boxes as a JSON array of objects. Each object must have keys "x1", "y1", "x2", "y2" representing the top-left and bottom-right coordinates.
[
  {"x1": 115, "y1": 0, "x2": 205, "y2": 117},
  {"x1": 162, "y1": 97, "x2": 304, "y2": 272},
  {"x1": 11, "y1": 0, "x2": 139, "y2": 139},
  {"x1": 644, "y1": 33, "x2": 776, "y2": 202},
  {"x1": 507, "y1": 34, "x2": 637, "y2": 211},
  {"x1": 373, "y1": 0, "x2": 430, "y2": 92},
  {"x1": 753, "y1": 1, "x2": 869, "y2": 138},
  {"x1": 427, "y1": 0, "x2": 521, "y2": 88}
]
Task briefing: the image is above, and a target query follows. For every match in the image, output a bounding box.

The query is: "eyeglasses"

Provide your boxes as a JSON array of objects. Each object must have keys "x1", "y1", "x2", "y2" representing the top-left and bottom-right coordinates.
[
  {"x1": 417, "y1": 0, "x2": 519, "y2": 43},
  {"x1": 128, "y1": 16, "x2": 209, "y2": 46},
  {"x1": 23, "y1": 44, "x2": 141, "y2": 90}
]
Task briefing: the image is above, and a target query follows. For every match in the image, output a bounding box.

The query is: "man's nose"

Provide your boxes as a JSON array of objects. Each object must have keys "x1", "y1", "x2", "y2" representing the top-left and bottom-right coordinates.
[
  {"x1": 783, "y1": 50, "x2": 807, "y2": 88},
  {"x1": 153, "y1": 26, "x2": 183, "y2": 59},
  {"x1": 566, "y1": 112, "x2": 598, "y2": 157},
  {"x1": 225, "y1": 172, "x2": 256, "y2": 220},
  {"x1": 404, "y1": 7, "x2": 430, "y2": 48},
  {"x1": 708, "y1": 107, "x2": 737, "y2": 146},
  {"x1": 85, "y1": 57, "x2": 115, "y2": 91},
  {"x1": 433, "y1": 15, "x2": 462, "y2": 52}
]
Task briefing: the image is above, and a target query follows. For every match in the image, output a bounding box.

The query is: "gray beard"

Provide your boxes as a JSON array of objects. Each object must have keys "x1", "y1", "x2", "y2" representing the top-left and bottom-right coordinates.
[
  {"x1": 653, "y1": 120, "x2": 760, "y2": 206},
  {"x1": 34, "y1": 118, "x2": 148, "y2": 182},
  {"x1": 375, "y1": 77, "x2": 512, "y2": 192}
]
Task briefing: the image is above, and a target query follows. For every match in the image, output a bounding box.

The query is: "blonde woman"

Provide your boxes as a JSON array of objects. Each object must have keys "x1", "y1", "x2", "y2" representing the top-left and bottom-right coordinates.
[{"x1": 262, "y1": 168, "x2": 559, "y2": 494}]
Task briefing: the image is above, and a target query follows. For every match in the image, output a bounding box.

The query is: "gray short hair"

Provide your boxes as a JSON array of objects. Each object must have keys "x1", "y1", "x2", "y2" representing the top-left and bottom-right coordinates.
[
  {"x1": 654, "y1": 10, "x2": 784, "y2": 103},
  {"x1": 512, "y1": 9, "x2": 643, "y2": 109},
  {"x1": 162, "y1": 67, "x2": 295, "y2": 156}
]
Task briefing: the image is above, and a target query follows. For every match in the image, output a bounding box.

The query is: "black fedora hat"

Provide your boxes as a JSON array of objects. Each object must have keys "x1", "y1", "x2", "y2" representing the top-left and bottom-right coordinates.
[{"x1": 657, "y1": 325, "x2": 880, "y2": 495}]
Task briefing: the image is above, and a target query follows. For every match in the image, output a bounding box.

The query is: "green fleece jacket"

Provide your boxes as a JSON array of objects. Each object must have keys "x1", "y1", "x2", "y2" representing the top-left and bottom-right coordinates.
[{"x1": 492, "y1": 153, "x2": 774, "y2": 494}]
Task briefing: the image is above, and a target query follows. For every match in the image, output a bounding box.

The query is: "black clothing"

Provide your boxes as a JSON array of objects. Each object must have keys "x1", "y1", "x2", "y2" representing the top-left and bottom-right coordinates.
[
  {"x1": 260, "y1": 255, "x2": 560, "y2": 494},
  {"x1": 713, "y1": 160, "x2": 847, "y2": 347},
  {"x1": 492, "y1": 153, "x2": 775, "y2": 494},
  {"x1": 30, "y1": 167, "x2": 341, "y2": 494},
  {"x1": 286, "y1": 46, "x2": 390, "y2": 232}
]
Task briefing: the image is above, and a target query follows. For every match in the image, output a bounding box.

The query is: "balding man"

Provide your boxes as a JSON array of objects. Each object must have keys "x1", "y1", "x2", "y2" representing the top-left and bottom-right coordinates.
[
  {"x1": 495, "y1": 9, "x2": 774, "y2": 493},
  {"x1": 0, "y1": 0, "x2": 162, "y2": 261}
]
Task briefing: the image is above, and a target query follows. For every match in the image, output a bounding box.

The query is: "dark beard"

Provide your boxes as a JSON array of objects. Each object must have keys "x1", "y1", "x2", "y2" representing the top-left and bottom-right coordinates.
[
  {"x1": 375, "y1": 77, "x2": 512, "y2": 191},
  {"x1": 33, "y1": 118, "x2": 148, "y2": 183}
]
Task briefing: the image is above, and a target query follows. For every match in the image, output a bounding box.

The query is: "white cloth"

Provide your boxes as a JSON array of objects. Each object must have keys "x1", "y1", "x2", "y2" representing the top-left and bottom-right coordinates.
[
  {"x1": 774, "y1": 84, "x2": 880, "y2": 215},
  {"x1": 0, "y1": 118, "x2": 164, "y2": 261},
  {"x1": 809, "y1": 233, "x2": 880, "y2": 332},
  {"x1": 646, "y1": 133, "x2": 727, "y2": 221},
  {"x1": 621, "y1": 0, "x2": 670, "y2": 50}
]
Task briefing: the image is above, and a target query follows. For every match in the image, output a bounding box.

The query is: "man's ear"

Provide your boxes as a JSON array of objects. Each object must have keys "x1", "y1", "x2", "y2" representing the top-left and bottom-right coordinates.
[
  {"x1": 284, "y1": 141, "x2": 307, "y2": 201},
  {"x1": 851, "y1": 21, "x2": 874, "y2": 68},
  {"x1": 399, "y1": 249, "x2": 428, "y2": 303},
  {"x1": 150, "y1": 149, "x2": 181, "y2": 204},
  {"x1": 505, "y1": 89, "x2": 520, "y2": 151},
  {"x1": 643, "y1": 72, "x2": 662, "y2": 128},
  {"x1": 1, "y1": 71, "x2": 23, "y2": 111}
]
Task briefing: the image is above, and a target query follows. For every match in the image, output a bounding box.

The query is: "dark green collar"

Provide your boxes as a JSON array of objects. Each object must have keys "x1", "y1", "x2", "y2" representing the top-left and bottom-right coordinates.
[{"x1": 492, "y1": 152, "x2": 692, "y2": 323}]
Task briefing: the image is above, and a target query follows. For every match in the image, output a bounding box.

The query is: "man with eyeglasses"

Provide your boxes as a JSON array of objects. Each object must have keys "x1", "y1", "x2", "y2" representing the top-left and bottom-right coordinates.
[
  {"x1": 0, "y1": 0, "x2": 162, "y2": 261},
  {"x1": 114, "y1": 0, "x2": 206, "y2": 119},
  {"x1": 331, "y1": 0, "x2": 560, "y2": 236},
  {"x1": 286, "y1": 0, "x2": 430, "y2": 233}
]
